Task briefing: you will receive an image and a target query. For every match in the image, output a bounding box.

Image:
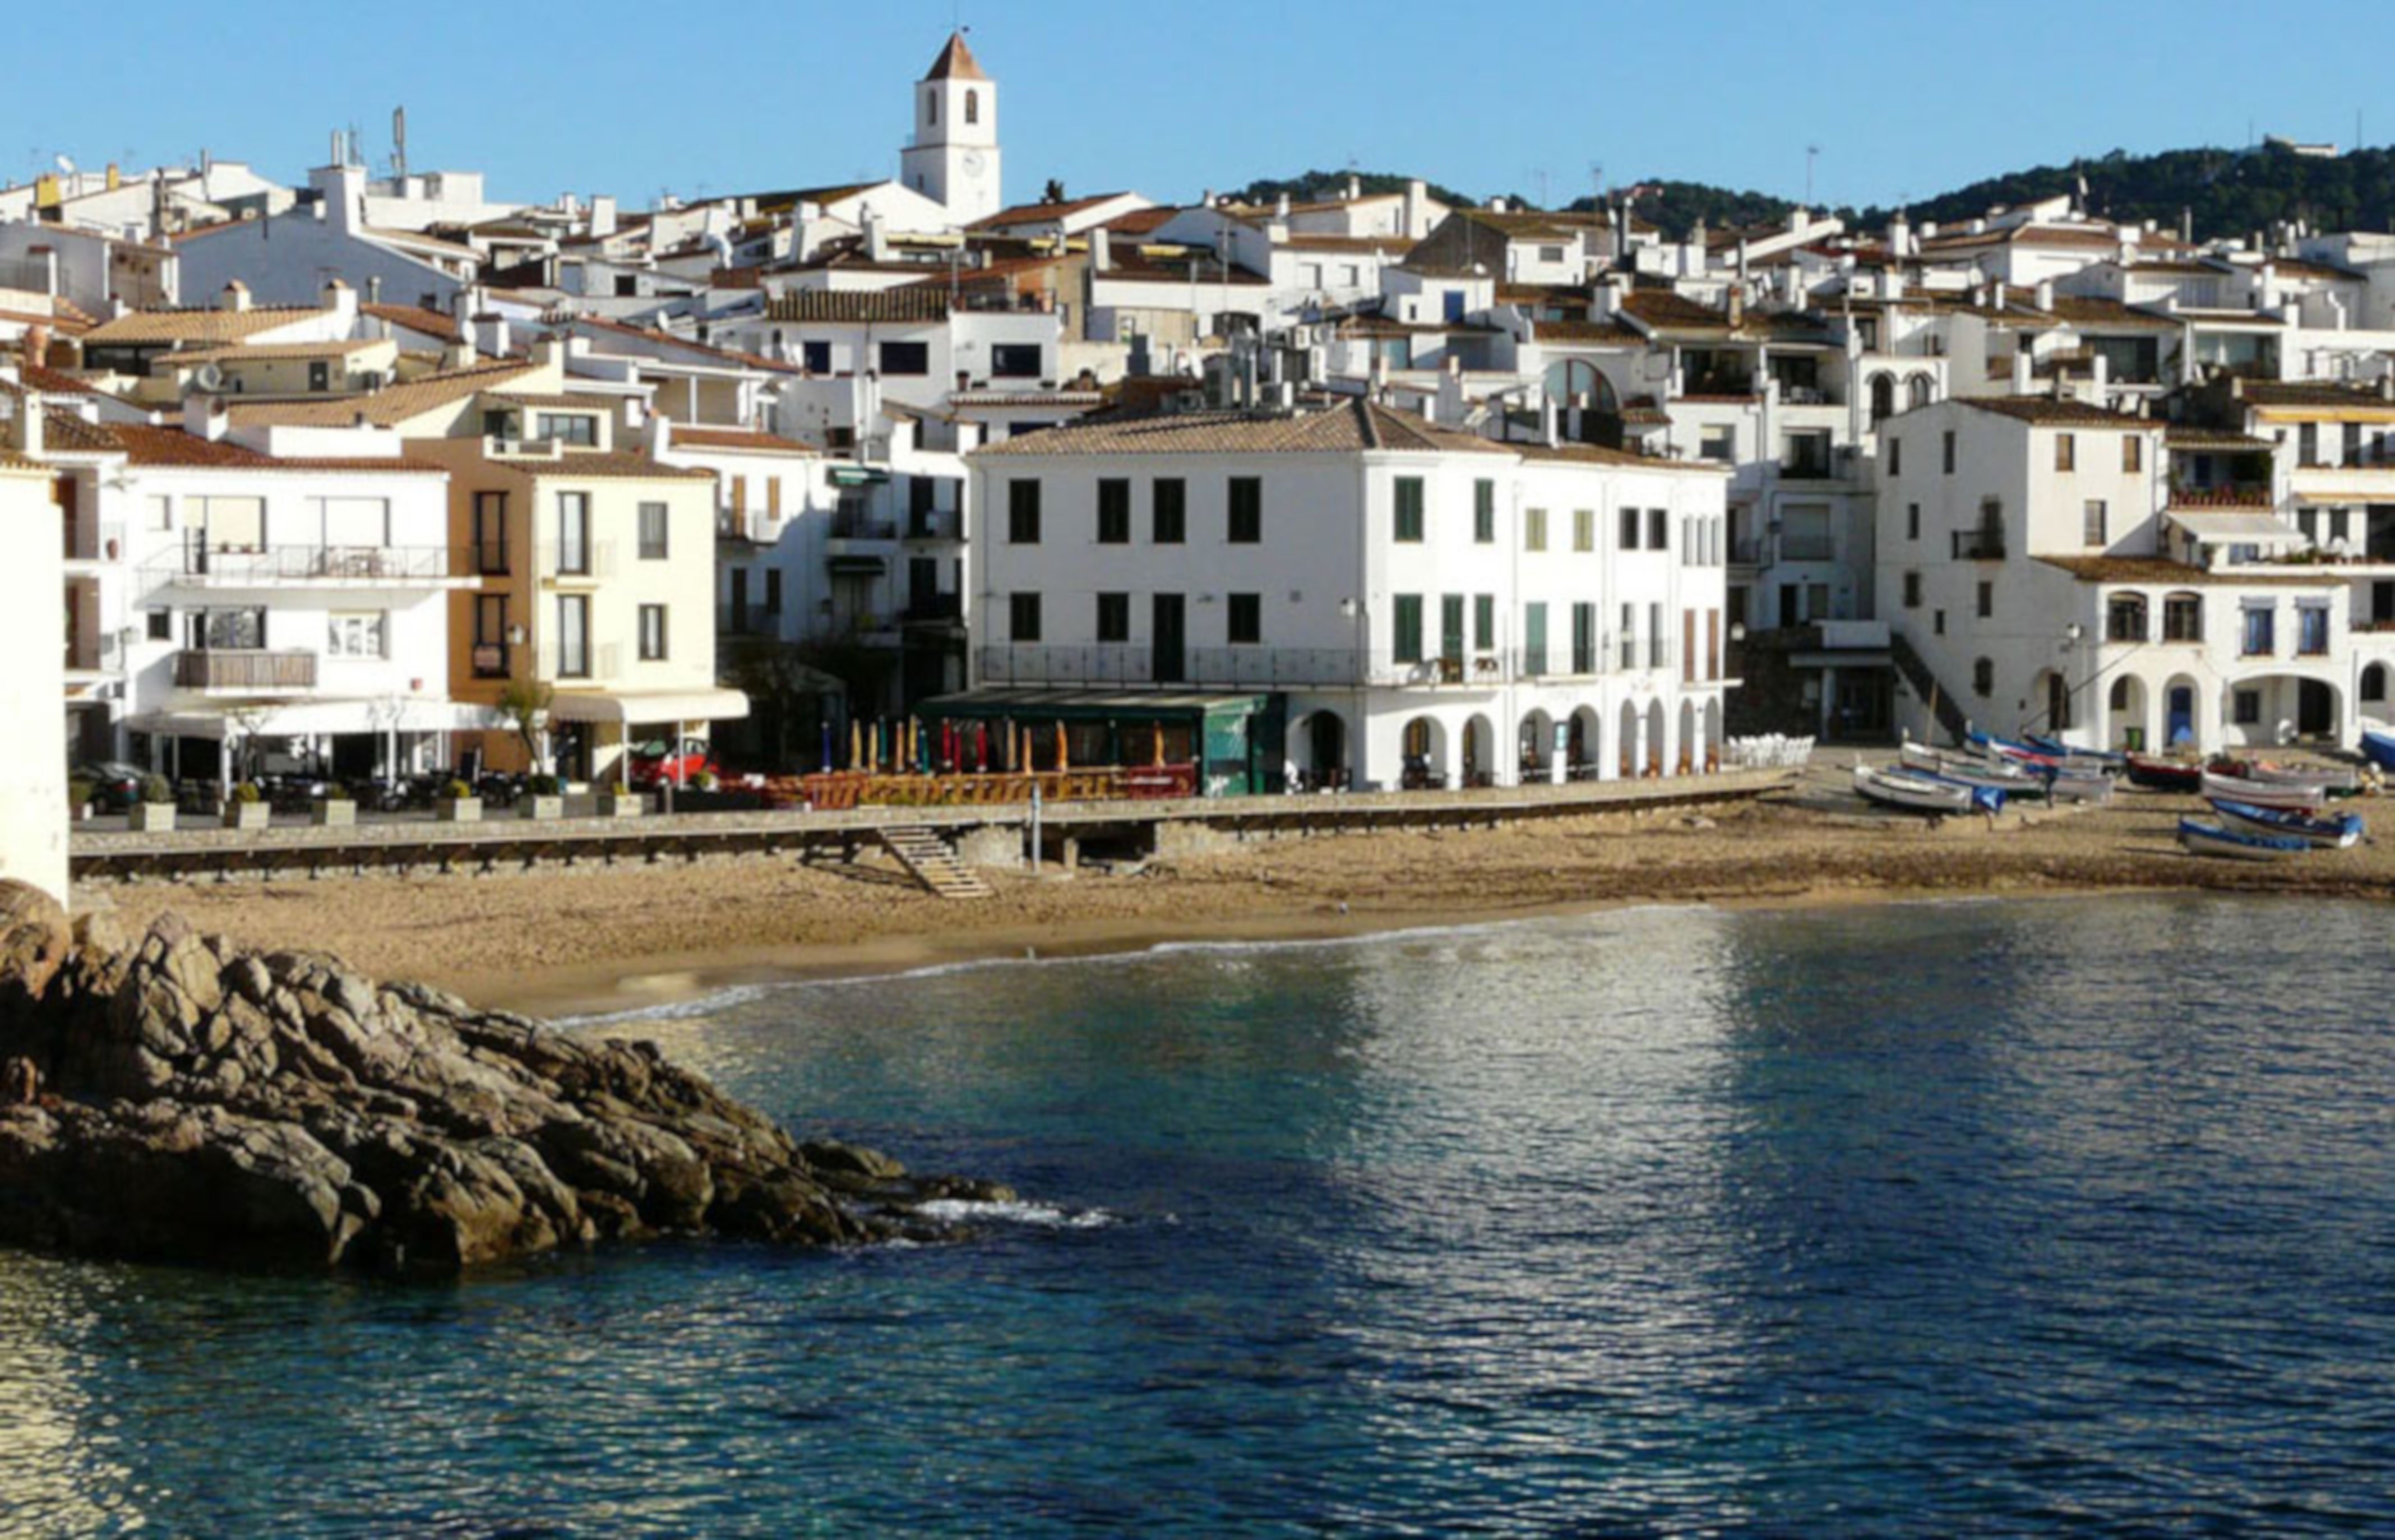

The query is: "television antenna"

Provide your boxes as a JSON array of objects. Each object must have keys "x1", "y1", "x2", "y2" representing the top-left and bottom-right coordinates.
[{"x1": 1805, "y1": 145, "x2": 1820, "y2": 206}]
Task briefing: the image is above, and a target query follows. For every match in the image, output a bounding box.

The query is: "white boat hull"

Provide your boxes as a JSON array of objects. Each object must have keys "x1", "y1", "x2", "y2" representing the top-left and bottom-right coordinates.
[
  {"x1": 2199, "y1": 772, "x2": 2325, "y2": 811},
  {"x1": 1855, "y1": 765, "x2": 1975, "y2": 815}
]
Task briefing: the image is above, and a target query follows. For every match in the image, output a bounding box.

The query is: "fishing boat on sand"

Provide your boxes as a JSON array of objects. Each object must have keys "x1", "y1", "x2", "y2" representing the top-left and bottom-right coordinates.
[
  {"x1": 2124, "y1": 753, "x2": 2206, "y2": 792},
  {"x1": 1854, "y1": 764, "x2": 2000, "y2": 816},
  {"x1": 2177, "y1": 817, "x2": 2310, "y2": 862},
  {"x1": 2198, "y1": 770, "x2": 2326, "y2": 812},
  {"x1": 2207, "y1": 797, "x2": 2365, "y2": 849}
]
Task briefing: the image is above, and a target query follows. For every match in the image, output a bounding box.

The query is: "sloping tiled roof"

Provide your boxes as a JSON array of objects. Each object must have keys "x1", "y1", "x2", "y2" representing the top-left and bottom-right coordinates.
[
  {"x1": 972, "y1": 399, "x2": 1510, "y2": 457},
  {"x1": 764, "y1": 289, "x2": 953, "y2": 323},
  {"x1": 923, "y1": 31, "x2": 988, "y2": 81},
  {"x1": 492, "y1": 450, "x2": 714, "y2": 482},
  {"x1": 1515, "y1": 440, "x2": 1731, "y2": 474},
  {"x1": 2035, "y1": 556, "x2": 2336, "y2": 588},
  {"x1": 224, "y1": 359, "x2": 539, "y2": 428},
  {"x1": 362, "y1": 302, "x2": 461, "y2": 343},
  {"x1": 1960, "y1": 397, "x2": 2153, "y2": 427},
  {"x1": 2237, "y1": 381, "x2": 2395, "y2": 411},
  {"x1": 972, "y1": 192, "x2": 1134, "y2": 230},
  {"x1": 82, "y1": 305, "x2": 327, "y2": 346},
  {"x1": 2043, "y1": 296, "x2": 2176, "y2": 331},
  {"x1": 167, "y1": 339, "x2": 385, "y2": 365},
  {"x1": 571, "y1": 315, "x2": 796, "y2": 373},
  {"x1": 668, "y1": 427, "x2": 820, "y2": 456}
]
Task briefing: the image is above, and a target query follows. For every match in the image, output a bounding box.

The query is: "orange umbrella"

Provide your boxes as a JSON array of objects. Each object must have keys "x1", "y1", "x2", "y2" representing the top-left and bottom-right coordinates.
[
  {"x1": 1152, "y1": 720, "x2": 1166, "y2": 768},
  {"x1": 1056, "y1": 721, "x2": 1069, "y2": 772}
]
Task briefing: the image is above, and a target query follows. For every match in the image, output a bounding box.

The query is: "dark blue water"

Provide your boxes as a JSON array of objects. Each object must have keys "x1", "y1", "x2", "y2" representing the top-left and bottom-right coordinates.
[{"x1": 6, "y1": 896, "x2": 2395, "y2": 1536}]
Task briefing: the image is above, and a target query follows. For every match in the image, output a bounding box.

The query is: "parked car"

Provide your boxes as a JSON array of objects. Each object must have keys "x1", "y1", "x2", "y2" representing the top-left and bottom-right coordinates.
[
  {"x1": 71, "y1": 761, "x2": 149, "y2": 812},
  {"x1": 627, "y1": 737, "x2": 718, "y2": 789}
]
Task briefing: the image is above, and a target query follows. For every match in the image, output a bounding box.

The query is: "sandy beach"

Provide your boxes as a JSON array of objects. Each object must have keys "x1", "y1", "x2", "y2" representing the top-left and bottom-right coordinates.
[{"x1": 81, "y1": 764, "x2": 2395, "y2": 1019}]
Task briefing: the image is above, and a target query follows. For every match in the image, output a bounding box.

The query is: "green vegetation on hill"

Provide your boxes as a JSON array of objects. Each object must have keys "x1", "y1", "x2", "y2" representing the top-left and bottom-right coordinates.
[
  {"x1": 1223, "y1": 169, "x2": 1505, "y2": 214},
  {"x1": 1856, "y1": 143, "x2": 2395, "y2": 241},
  {"x1": 1566, "y1": 181, "x2": 1819, "y2": 240}
]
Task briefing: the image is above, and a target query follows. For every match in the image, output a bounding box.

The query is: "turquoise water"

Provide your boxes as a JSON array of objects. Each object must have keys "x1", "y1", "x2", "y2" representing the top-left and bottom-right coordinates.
[{"x1": 5, "y1": 896, "x2": 2395, "y2": 1536}]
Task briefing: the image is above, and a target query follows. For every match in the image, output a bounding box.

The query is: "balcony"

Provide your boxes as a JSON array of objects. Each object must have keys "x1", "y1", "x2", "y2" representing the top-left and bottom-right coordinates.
[
  {"x1": 1777, "y1": 537, "x2": 1837, "y2": 562},
  {"x1": 1951, "y1": 530, "x2": 2007, "y2": 561},
  {"x1": 978, "y1": 645, "x2": 1571, "y2": 690},
  {"x1": 173, "y1": 649, "x2": 319, "y2": 692},
  {"x1": 1730, "y1": 537, "x2": 1764, "y2": 566},
  {"x1": 2169, "y1": 483, "x2": 2274, "y2": 511},
  {"x1": 147, "y1": 544, "x2": 477, "y2": 590},
  {"x1": 904, "y1": 508, "x2": 964, "y2": 542},
  {"x1": 829, "y1": 513, "x2": 899, "y2": 542},
  {"x1": 903, "y1": 591, "x2": 964, "y2": 625},
  {"x1": 537, "y1": 543, "x2": 616, "y2": 584}
]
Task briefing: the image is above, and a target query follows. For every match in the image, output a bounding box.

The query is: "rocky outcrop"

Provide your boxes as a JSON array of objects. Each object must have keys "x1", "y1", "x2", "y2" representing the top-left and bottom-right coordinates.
[{"x1": 0, "y1": 884, "x2": 1010, "y2": 1273}]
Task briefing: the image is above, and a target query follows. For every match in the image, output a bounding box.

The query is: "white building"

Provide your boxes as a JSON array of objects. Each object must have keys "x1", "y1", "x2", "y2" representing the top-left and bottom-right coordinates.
[
  {"x1": 172, "y1": 164, "x2": 482, "y2": 311},
  {"x1": 0, "y1": 440, "x2": 66, "y2": 901},
  {"x1": 898, "y1": 33, "x2": 1003, "y2": 228},
  {"x1": 963, "y1": 397, "x2": 1731, "y2": 792}
]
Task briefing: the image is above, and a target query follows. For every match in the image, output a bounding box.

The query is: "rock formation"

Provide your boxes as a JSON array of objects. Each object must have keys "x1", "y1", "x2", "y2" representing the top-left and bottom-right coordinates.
[{"x1": 0, "y1": 882, "x2": 1010, "y2": 1273}]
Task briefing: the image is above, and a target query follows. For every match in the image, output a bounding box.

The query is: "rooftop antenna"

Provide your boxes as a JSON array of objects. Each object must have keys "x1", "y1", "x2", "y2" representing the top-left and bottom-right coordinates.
[
  {"x1": 1805, "y1": 145, "x2": 1820, "y2": 207},
  {"x1": 392, "y1": 106, "x2": 408, "y2": 181}
]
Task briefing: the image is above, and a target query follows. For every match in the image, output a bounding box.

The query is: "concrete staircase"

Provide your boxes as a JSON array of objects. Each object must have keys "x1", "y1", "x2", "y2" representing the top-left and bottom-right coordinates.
[
  {"x1": 1889, "y1": 631, "x2": 1973, "y2": 745},
  {"x1": 879, "y1": 826, "x2": 992, "y2": 900}
]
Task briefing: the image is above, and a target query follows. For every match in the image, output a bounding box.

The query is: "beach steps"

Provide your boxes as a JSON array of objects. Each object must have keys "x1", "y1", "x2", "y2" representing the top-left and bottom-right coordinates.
[{"x1": 879, "y1": 827, "x2": 992, "y2": 900}]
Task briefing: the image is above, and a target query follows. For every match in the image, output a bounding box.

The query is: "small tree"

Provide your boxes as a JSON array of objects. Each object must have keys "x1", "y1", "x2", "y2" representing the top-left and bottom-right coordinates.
[{"x1": 497, "y1": 677, "x2": 554, "y2": 774}]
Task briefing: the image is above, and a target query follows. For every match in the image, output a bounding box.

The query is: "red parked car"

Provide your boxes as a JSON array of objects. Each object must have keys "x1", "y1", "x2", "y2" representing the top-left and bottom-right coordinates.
[{"x1": 626, "y1": 737, "x2": 718, "y2": 789}]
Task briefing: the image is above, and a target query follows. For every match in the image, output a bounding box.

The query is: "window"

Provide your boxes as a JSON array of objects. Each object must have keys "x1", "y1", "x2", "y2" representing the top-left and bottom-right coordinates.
[
  {"x1": 1573, "y1": 508, "x2": 1594, "y2": 553},
  {"x1": 1903, "y1": 571, "x2": 1922, "y2": 609},
  {"x1": 1228, "y1": 477, "x2": 1262, "y2": 543},
  {"x1": 1440, "y1": 595, "x2": 1465, "y2": 663},
  {"x1": 2107, "y1": 594, "x2": 2148, "y2": 642},
  {"x1": 1973, "y1": 658, "x2": 1994, "y2": 696},
  {"x1": 1007, "y1": 479, "x2": 1041, "y2": 543},
  {"x1": 2055, "y1": 433, "x2": 2075, "y2": 472},
  {"x1": 1647, "y1": 507, "x2": 1668, "y2": 551},
  {"x1": 536, "y1": 413, "x2": 598, "y2": 447},
  {"x1": 926, "y1": 90, "x2": 937, "y2": 125},
  {"x1": 1977, "y1": 580, "x2": 1993, "y2": 619},
  {"x1": 1619, "y1": 603, "x2": 1636, "y2": 668},
  {"x1": 1700, "y1": 425, "x2": 1736, "y2": 463},
  {"x1": 146, "y1": 609, "x2": 172, "y2": 641},
  {"x1": 473, "y1": 595, "x2": 510, "y2": 677},
  {"x1": 1523, "y1": 603, "x2": 1548, "y2": 675},
  {"x1": 1096, "y1": 592, "x2": 1130, "y2": 642},
  {"x1": 1097, "y1": 479, "x2": 1130, "y2": 544},
  {"x1": 2083, "y1": 500, "x2": 2107, "y2": 548},
  {"x1": 1227, "y1": 593, "x2": 1261, "y2": 645},
  {"x1": 1009, "y1": 592, "x2": 1042, "y2": 642},
  {"x1": 2163, "y1": 592, "x2": 2203, "y2": 641},
  {"x1": 637, "y1": 604, "x2": 668, "y2": 662},
  {"x1": 1393, "y1": 594, "x2": 1424, "y2": 664},
  {"x1": 2234, "y1": 688, "x2": 2262, "y2": 726},
  {"x1": 1935, "y1": 610, "x2": 1946, "y2": 636},
  {"x1": 326, "y1": 611, "x2": 386, "y2": 659},
  {"x1": 1537, "y1": 244, "x2": 1566, "y2": 263},
  {"x1": 2298, "y1": 603, "x2": 2330, "y2": 655},
  {"x1": 1524, "y1": 508, "x2": 1547, "y2": 552},
  {"x1": 991, "y1": 343, "x2": 1041, "y2": 379},
  {"x1": 185, "y1": 608, "x2": 266, "y2": 653},
  {"x1": 1473, "y1": 479, "x2": 1496, "y2": 543},
  {"x1": 1907, "y1": 503, "x2": 1920, "y2": 541},
  {"x1": 1886, "y1": 437, "x2": 1902, "y2": 476},
  {"x1": 2299, "y1": 423, "x2": 2320, "y2": 468},
  {"x1": 637, "y1": 501, "x2": 669, "y2": 560},
  {"x1": 1619, "y1": 506, "x2": 1640, "y2": 550},
  {"x1": 308, "y1": 359, "x2": 330, "y2": 392},
  {"x1": 2241, "y1": 604, "x2": 2275, "y2": 656},
  {"x1": 472, "y1": 491, "x2": 508, "y2": 574},
  {"x1": 965, "y1": 89, "x2": 978, "y2": 124},
  {"x1": 802, "y1": 340, "x2": 831, "y2": 374},
  {"x1": 1571, "y1": 602, "x2": 1597, "y2": 674},
  {"x1": 556, "y1": 492, "x2": 590, "y2": 575},
  {"x1": 1153, "y1": 478, "x2": 1186, "y2": 543},
  {"x1": 2364, "y1": 663, "x2": 2388, "y2": 704},
  {"x1": 878, "y1": 341, "x2": 930, "y2": 376},
  {"x1": 1473, "y1": 594, "x2": 1495, "y2": 651},
  {"x1": 1943, "y1": 430, "x2": 1957, "y2": 474},
  {"x1": 1393, "y1": 477, "x2": 1425, "y2": 542},
  {"x1": 555, "y1": 595, "x2": 590, "y2": 678},
  {"x1": 764, "y1": 569, "x2": 782, "y2": 615},
  {"x1": 2123, "y1": 435, "x2": 2143, "y2": 474}
]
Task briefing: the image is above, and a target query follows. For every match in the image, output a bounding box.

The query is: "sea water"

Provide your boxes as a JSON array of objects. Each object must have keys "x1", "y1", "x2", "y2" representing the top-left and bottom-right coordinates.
[{"x1": 4, "y1": 896, "x2": 2394, "y2": 1536}]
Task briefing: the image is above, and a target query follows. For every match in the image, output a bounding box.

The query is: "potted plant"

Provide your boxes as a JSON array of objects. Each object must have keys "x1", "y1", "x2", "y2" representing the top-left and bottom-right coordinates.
[
  {"x1": 222, "y1": 781, "x2": 271, "y2": 830},
  {"x1": 128, "y1": 775, "x2": 177, "y2": 834},
  {"x1": 519, "y1": 773, "x2": 565, "y2": 821},
  {"x1": 311, "y1": 783, "x2": 357, "y2": 827},
  {"x1": 596, "y1": 784, "x2": 645, "y2": 818},
  {"x1": 435, "y1": 778, "x2": 481, "y2": 823}
]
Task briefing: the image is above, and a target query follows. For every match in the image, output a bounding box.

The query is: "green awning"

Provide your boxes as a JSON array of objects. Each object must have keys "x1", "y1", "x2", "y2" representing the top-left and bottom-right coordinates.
[
  {"x1": 827, "y1": 555, "x2": 887, "y2": 575},
  {"x1": 827, "y1": 465, "x2": 891, "y2": 487}
]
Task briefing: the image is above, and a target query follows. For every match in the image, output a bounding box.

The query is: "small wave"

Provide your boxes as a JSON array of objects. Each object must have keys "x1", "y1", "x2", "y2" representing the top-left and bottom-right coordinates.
[
  {"x1": 553, "y1": 983, "x2": 778, "y2": 1030},
  {"x1": 912, "y1": 1199, "x2": 1117, "y2": 1230}
]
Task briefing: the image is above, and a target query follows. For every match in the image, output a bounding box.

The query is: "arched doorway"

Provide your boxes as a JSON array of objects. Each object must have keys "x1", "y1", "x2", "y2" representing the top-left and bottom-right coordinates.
[
  {"x1": 1907, "y1": 373, "x2": 1936, "y2": 411},
  {"x1": 2107, "y1": 674, "x2": 2149, "y2": 752},
  {"x1": 2165, "y1": 674, "x2": 2200, "y2": 749},
  {"x1": 1568, "y1": 706, "x2": 1602, "y2": 780},
  {"x1": 1462, "y1": 713, "x2": 1497, "y2": 787},
  {"x1": 1644, "y1": 699, "x2": 1667, "y2": 776},
  {"x1": 2035, "y1": 669, "x2": 2072, "y2": 735},
  {"x1": 2364, "y1": 662, "x2": 2389, "y2": 716},
  {"x1": 1400, "y1": 715, "x2": 1448, "y2": 790},
  {"x1": 2299, "y1": 678, "x2": 2336, "y2": 740},
  {"x1": 1291, "y1": 709, "x2": 1348, "y2": 791},
  {"x1": 1518, "y1": 709, "x2": 1555, "y2": 785},
  {"x1": 1869, "y1": 373, "x2": 1895, "y2": 424}
]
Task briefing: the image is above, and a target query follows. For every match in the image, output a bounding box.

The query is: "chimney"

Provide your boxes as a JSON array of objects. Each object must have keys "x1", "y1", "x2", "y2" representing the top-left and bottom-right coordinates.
[
  {"x1": 1889, "y1": 211, "x2": 1912, "y2": 258},
  {"x1": 321, "y1": 276, "x2": 356, "y2": 321},
  {"x1": 366, "y1": 275, "x2": 382, "y2": 304},
  {"x1": 1539, "y1": 393, "x2": 1559, "y2": 447},
  {"x1": 1345, "y1": 175, "x2": 1361, "y2": 202},
  {"x1": 1404, "y1": 179, "x2": 1428, "y2": 239},
  {"x1": 15, "y1": 391, "x2": 44, "y2": 459},
  {"x1": 1592, "y1": 272, "x2": 1624, "y2": 318},
  {"x1": 2011, "y1": 350, "x2": 2031, "y2": 394},
  {"x1": 475, "y1": 312, "x2": 512, "y2": 359},
  {"x1": 1200, "y1": 188, "x2": 1214, "y2": 209},
  {"x1": 2181, "y1": 207, "x2": 2194, "y2": 244},
  {"x1": 863, "y1": 206, "x2": 888, "y2": 262},
  {"x1": 219, "y1": 280, "x2": 251, "y2": 313},
  {"x1": 1275, "y1": 192, "x2": 1291, "y2": 218},
  {"x1": 590, "y1": 195, "x2": 618, "y2": 239},
  {"x1": 2034, "y1": 278, "x2": 2054, "y2": 311},
  {"x1": 24, "y1": 322, "x2": 50, "y2": 370},
  {"x1": 1089, "y1": 226, "x2": 1112, "y2": 273},
  {"x1": 183, "y1": 393, "x2": 228, "y2": 442}
]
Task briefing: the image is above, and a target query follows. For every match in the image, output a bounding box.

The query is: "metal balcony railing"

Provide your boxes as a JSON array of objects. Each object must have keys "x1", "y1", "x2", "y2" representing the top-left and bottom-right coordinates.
[
  {"x1": 151, "y1": 544, "x2": 468, "y2": 586},
  {"x1": 174, "y1": 650, "x2": 318, "y2": 690}
]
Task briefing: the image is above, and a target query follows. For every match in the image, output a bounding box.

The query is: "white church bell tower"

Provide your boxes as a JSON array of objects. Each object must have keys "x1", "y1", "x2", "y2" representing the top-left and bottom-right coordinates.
[{"x1": 900, "y1": 31, "x2": 1002, "y2": 227}]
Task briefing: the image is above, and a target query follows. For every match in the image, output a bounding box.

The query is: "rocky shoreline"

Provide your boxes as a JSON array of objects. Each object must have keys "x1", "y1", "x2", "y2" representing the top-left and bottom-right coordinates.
[{"x1": 0, "y1": 881, "x2": 1012, "y2": 1274}]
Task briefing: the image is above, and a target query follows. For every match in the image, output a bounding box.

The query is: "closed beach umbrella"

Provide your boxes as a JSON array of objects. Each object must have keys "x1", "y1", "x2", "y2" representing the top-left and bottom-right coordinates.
[
  {"x1": 1153, "y1": 720, "x2": 1166, "y2": 768},
  {"x1": 976, "y1": 722, "x2": 990, "y2": 771},
  {"x1": 821, "y1": 720, "x2": 833, "y2": 772},
  {"x1": 849, "y1": 720, "x2": 862, "y2": 771},
  {"x1": 1056, "y1": 722, "x2": 1070, "y2": 771}
]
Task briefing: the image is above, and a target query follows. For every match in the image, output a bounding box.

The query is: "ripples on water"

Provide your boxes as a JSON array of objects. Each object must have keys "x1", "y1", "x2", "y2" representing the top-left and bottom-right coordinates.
[{"x1": 5, "y1": 896, "x2": 2395, "y2": 1536}]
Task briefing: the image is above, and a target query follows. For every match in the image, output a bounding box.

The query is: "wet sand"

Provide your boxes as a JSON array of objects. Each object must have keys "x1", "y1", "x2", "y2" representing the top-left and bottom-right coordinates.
[{"x1": 84, "y1": 769, "x2": 2394, "y2": 1019}]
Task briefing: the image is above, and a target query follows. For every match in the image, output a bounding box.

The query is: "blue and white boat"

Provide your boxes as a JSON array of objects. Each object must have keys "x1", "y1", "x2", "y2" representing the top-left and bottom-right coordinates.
[
  {"x1": 2177, "y1": 817, "x2": 2309, "y2": 862},
  {"x1": 2025, "y1": 734, "x2": 2128, "y2": 772},
  {"x1": 2356, "y1": 729, "x2": 2395, "y2": 773},
  {"x1": 1854, "y1": 764, "x2": 2004, "y2": 816},
  {"x1": 2207, "y1": 798, "x2": 2365, "y2": 850}
]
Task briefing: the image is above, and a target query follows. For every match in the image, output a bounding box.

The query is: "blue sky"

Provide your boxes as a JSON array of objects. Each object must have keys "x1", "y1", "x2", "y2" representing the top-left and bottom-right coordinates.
[{"x1": 10, "y1": 1, "x2": 2394, "y2": 213}]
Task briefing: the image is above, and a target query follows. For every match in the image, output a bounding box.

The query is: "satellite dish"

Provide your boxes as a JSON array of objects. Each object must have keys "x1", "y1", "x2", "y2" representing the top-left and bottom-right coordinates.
[{"x1": 195, "y1": 361, "x2": 225, "y2": 391}]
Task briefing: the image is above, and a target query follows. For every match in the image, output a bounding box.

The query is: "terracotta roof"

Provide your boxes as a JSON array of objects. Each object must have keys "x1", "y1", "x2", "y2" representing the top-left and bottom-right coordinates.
[
  {"x1": 2237, "y1": 381, "x2": 2395, "y2": 411},
  {"x1": 1514, "y1": 440, "x2": 1730, "y2": 474},
  {"x1": 971, "y1": 193, "x2": 1134, "y2": 230},
  {"x1": 1532, "y1": 317, "x2": 1645, "y2": 344},
  {"x1": 2265, "y1": 258, "x2": 2366, "y2": 283},
  {"x1": 1282, "y1": 234, "x2": 1412, "y2": 255},
  {"x1": 18, "y1": 362, "x2": 103, "y2": 396},
  {"x1": 485, "y1": 391, "x2": 617, "y2": 410},
  {"x1": 972, "y1": 399, "x2": 1510, "y2": 457},
  {"x1": 1961, "y1": 397, "x2": 2153, "y2": 427},
  {"x1": 13, "y1": 408, "x2": 442, "y2": 473},
  {"x1": 569, "y1": 316, "x2": 797, "y2": 374},
  {"x1": 947, "y1": 390, "x2": 1103, "y2": 409},
  {"x1": 2165, "y1": 424, "x2": 2276, "y2": 451},
  {"x1": 1620, "y1": 290, "x2": 1730, "y2": 334},
  {"x1": 923, "y1": 31, "x2": 988, "y2": 81},
  {"x1": 362, "y1": 302, "x2": 461, "y2": 343},
  {"x1": 493, "y1": 450, "x2": 714, "y2": 482},
  {"x1": 224, "y1": 359, "x2": 539, "y2": 428},
  {"x1": 166, "y1": 339, "x2": 385, "y2": 366},
  {"x1": 35, "y1": 406, "x2": 120, "y2": 454},
  {"x1": 764, "y1": 290, "x2": 953, "y2": 323},
  {"x1": 1102, "y1": 206, "x2": 1178, "y2": 236},
  {"x1": 82, "y1": 305, "x2": 328, "y2": 346},
  {"x1": 2044, "y1": 295, "x2": 2176, "y2": 331},
  {"x1": 2035, "y1": 555, "x2": 2336, "y2": 587},
  {"x1": 667, "y1": 427, "x2": 820, "y2": 456}
]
